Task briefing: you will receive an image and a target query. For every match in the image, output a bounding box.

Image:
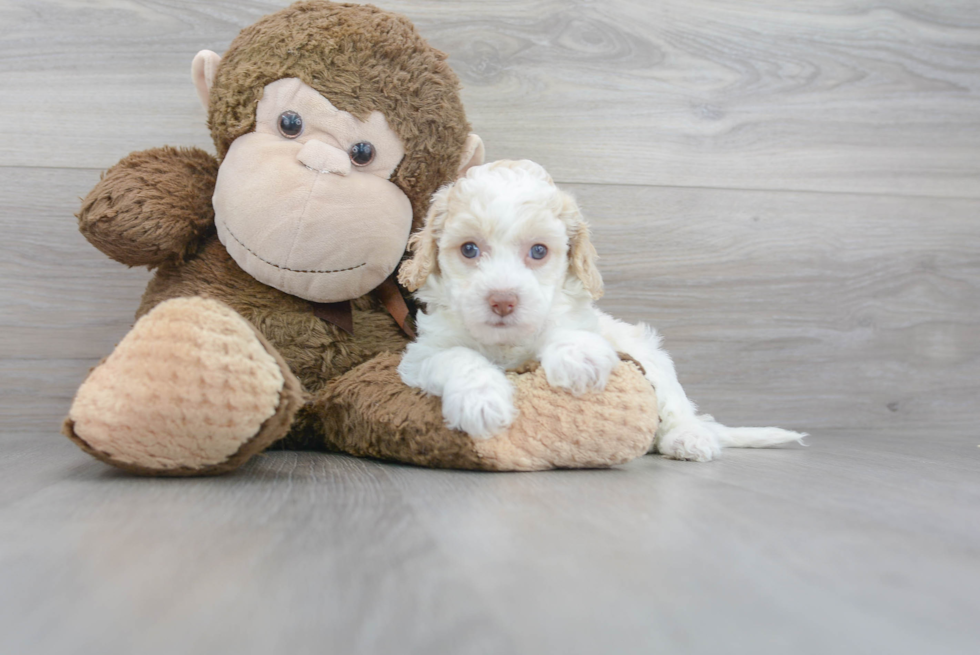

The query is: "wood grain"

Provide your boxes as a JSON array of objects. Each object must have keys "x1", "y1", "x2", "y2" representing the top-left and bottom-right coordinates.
[
  {"x1": 4, "y1": 168, "x2": 976, "y2": 434},
  {"x1": 572, "y1": 183, "x2": 980, "y2": 431},
  {"x1": 0, "y1": 435, "x2": 977, "y2": 655},
  {"x1": 0, "y1": 446, "x2": 519, "y2": 655},
  {"x1": 382, "y1": 430, "x2": 980, "y2": 654},
  {"x1": 2, "y1": 1, "x2": 979, "y2": 654},
  {"x1": 1, "y1": 1, "x2": 978, "y2": 196}
]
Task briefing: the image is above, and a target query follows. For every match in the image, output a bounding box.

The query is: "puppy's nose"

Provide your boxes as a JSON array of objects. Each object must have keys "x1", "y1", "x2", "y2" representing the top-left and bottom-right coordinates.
[{"x1": 488, "y1": 292, "x2": 518, "y2": 317}]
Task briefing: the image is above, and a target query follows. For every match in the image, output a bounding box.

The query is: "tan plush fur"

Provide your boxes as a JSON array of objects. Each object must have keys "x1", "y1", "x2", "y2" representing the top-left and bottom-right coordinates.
[
  {"x1": 136, "y1": 237, "x2": 410, "y2": 399},
  {"x1": 474, "y1": 359, "x2": 657, "y2": 470},
  {"x1": 66, "y1": 1, "x2": 657, "y2": 475},
  {"x1": 65, "y1": 297, "x2": 304, "y2": 474},
  {"x1": 315, "y1": 354, "x2": 657, "y2": 471},
  {"x1": 209, "y1": 1, "x2": 471, "y2": 228}
]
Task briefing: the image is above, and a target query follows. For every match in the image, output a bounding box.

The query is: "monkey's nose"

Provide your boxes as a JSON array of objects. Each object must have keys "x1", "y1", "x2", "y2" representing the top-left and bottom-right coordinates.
[
  {"x1": 297, "y1": 140, "x2": 351, "y2": 176},
  {"x1": 488, "y1": 292, "x2": 518, "y2": 317}
]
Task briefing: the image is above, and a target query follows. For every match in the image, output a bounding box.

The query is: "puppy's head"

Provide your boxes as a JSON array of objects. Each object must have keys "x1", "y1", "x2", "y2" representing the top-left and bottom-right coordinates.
[{"x1": 399, "y1": 160, "x2": 602, "y2": 345}]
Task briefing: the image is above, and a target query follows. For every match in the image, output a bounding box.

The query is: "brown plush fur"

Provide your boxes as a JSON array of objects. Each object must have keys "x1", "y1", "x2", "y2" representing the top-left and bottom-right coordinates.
[
  {"x1": 78, "y1": 147, "x2": 219, "y2": 267},
  {"x1": 317, "y1": 354, "x2": 658, "y2": 471},
  {"x1": 209, "y1": 1, "x2": 470, "y2": 228},
  {"x1": 68, "y1": 1, "x2": 656, "y2": 475},
  {"x1": 136, "y1": 235, "x2": 411, "y2": 452},
  {"x1": 136, "y1": 238, "x2": 409, "y2": 394}
]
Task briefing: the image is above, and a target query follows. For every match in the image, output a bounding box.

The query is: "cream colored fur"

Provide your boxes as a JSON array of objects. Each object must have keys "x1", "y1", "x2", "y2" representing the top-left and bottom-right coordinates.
[
  {"x1": 69, "y1": 297, "x2": 286, "y2": 470},
  {"x1": 398, "y1": 160, "x2": 806, "y2": 460}
]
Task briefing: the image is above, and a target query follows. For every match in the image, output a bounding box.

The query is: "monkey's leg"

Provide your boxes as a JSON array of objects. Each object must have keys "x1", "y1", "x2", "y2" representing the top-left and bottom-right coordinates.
[
  {"x1": 311, "y1": 353, "x2": 658, "y2": 471},
  {"x1": 63, "y1": 297, "x2": 304, "y2": 476}
]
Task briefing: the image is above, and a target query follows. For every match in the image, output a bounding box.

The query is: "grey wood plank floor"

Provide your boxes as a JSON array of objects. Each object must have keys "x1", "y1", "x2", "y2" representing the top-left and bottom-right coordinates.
[{"x1": 1, "y1": 1, "x2": 978, "y2": 654}]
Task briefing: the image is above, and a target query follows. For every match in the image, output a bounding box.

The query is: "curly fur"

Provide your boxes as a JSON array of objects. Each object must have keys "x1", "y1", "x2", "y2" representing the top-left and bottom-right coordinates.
[{"x1": 398, "y1": 160, "x2": 807, "y2": 459}]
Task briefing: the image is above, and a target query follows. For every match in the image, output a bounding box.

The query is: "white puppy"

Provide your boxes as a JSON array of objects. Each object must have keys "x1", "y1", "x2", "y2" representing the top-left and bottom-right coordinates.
[{"x1": 397, "y1": 160, "x2": 804, "y2": 461}]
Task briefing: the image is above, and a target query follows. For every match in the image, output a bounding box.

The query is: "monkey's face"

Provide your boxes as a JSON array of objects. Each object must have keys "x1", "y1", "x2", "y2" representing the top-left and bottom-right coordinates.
[{"x1": 213, "y1": 78, "x2": 413, "y2": 303}]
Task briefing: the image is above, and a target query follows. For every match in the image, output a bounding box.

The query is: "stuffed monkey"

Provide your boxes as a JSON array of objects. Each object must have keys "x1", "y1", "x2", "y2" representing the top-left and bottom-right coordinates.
[{"x1": 63, "y1": 1, "x2": 658, "y2": 475}]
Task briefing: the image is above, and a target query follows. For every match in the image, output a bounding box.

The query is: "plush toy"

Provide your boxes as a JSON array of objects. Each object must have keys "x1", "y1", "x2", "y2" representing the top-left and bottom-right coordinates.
[{"x1": 63, "y1": 0, "x2": 658, "y2": 476}]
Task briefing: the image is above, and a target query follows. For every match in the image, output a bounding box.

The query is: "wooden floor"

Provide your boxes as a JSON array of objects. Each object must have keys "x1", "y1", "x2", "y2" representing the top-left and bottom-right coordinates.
[{"x1": 1, "y1": 1, "x2": 978, "y2": 653}]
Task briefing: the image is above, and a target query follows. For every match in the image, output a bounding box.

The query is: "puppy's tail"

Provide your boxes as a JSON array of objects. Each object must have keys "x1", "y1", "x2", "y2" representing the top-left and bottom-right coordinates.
[{"x1": 703, "y1": 415, "x2": 808, "y2": 448}]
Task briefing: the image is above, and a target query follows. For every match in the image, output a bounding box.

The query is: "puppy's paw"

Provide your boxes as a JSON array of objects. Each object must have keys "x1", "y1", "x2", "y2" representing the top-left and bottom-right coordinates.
[
  {"x1": 657, "y1": 421, "x2": 722, "y2": 462},
  {"x1": 541, "y1": 332, "x2": 619, "y2": 396},
  {"x1": 441, "y1": 371, "x2": 516, "y2": 439}
]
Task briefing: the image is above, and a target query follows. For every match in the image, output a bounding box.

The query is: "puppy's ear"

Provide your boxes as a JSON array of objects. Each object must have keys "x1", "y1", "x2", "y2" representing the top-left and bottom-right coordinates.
[
  {"x1": 399, "y1": 185, "x2": 451, "y2": 291},
  {"x1": 559, "y1": 191, "x2": 604, "y2": 300}
]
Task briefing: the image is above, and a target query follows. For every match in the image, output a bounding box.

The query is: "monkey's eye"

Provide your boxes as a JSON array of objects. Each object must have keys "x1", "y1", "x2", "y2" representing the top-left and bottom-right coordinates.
[
  {"x1": 278, "y1": 111, "x2": 303, "y2": 138},
  {"x1": 349, "y1": 142, "x2": 375, "y2": 167},
  {"x1": 529, "y1": 244, "x2": 548, "y2": 260},
  {"x1": 461, "y1": 242, "x2": 480, "y2": 259}
]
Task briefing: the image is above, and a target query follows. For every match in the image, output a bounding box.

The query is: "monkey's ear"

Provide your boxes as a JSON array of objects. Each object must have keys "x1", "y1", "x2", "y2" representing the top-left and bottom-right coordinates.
[
  {"x1": 559, "y1": 191, "x2": 604, "y2": 300},
  {"x1": 398, "y1": 186, "x2": 452, "y2": 291},
  {"x1": 191, "y1": 50, "x2": 222, "y2": 110},
  {"x1": 457, "y1": 134, "x2": 485, "y2": 178}
]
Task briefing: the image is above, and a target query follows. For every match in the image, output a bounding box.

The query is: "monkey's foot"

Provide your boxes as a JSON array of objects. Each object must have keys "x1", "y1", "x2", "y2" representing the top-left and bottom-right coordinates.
[{"x1": 64, "y1": 297, "x2": 303, "y2": 476}]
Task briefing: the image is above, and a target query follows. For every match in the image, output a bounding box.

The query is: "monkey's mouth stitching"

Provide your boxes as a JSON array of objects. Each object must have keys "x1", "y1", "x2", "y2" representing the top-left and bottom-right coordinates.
[{"x1": 220, "y1": 219, "x2": 367, "y2": 274}]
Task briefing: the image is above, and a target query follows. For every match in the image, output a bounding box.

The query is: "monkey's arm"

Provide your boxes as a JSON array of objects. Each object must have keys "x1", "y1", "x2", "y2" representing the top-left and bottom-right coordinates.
[{"x1": 77, "y1": 146, "x2": 219, "y2": 267}]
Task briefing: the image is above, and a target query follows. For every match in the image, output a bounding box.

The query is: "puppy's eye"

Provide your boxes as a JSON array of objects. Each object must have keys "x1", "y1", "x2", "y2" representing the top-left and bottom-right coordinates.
[
  {"x1": 349, "y1": 142, "x2": 375, "y2": 166},
  {"x1": 278, "y1": 111, "x2": 303, "y2": 138},
  {"x1": 461, "y1": 242, "x2": 480, "y2": 259},
  {"x1": 529, "y1": 244, "x2": 548, "y2": 260}
]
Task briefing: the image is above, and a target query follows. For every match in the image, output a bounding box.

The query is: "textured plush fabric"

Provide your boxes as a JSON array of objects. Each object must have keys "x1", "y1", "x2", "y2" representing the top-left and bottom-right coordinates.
[
  {"x1": 317, "y1": 354, "x2": 658, "y2": 471},
  {"x1": 66, "y1": 1, "x2": 657, "y2": 475},
  {"x1": 209, "y1": 0, "x2": 471, "y2": 228},
  {"x1": 64, "y1": 297, "x2": 305, "y2": 475},
  {"x1": 137, "y1": 237, "x2": 410, "y2": 398},
  {"x1": 212, "y1": 78, "x2": 414, "y2": 302},
  {"x1": 78, "y1": 146, "x2": 219, "y2": 267}
]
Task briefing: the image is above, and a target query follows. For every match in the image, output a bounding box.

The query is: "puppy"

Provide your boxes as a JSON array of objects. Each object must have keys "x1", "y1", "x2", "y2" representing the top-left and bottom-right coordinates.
[{"x1": 397, "y1": 160, "x2": 804, "y2": 461}]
